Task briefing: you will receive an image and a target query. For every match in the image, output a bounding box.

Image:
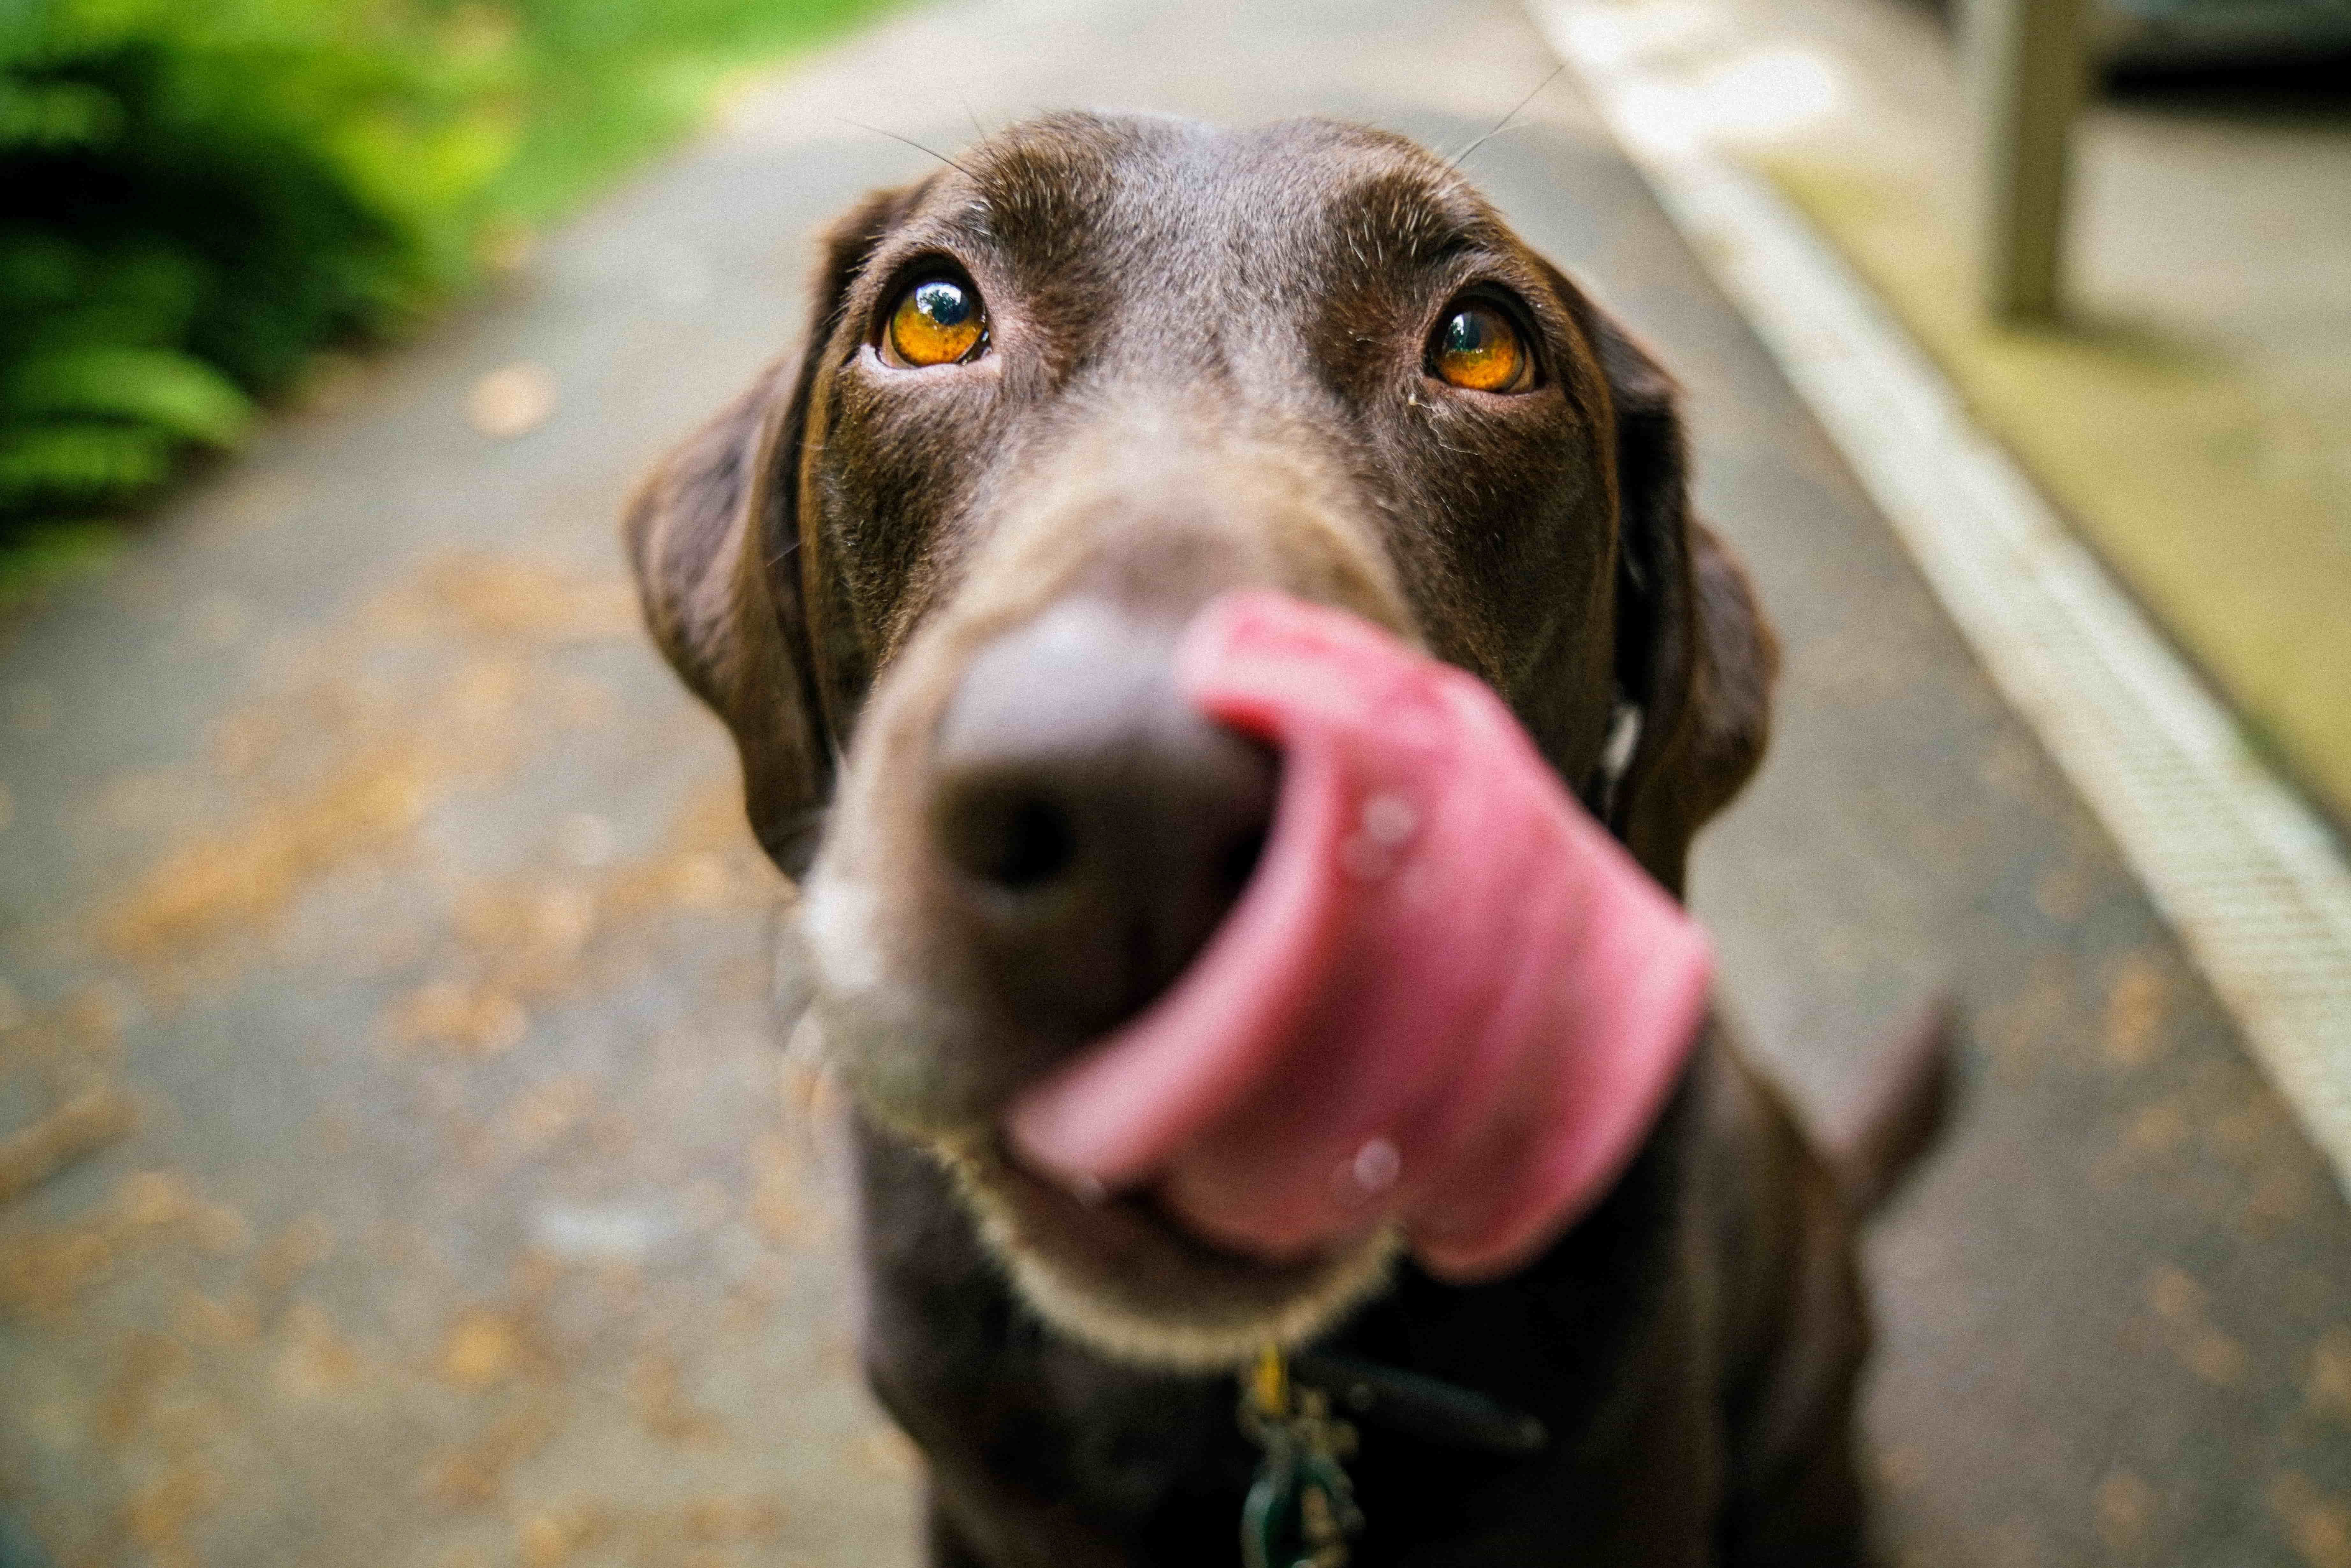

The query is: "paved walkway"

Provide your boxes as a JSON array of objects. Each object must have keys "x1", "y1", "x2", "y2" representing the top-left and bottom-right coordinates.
[{"x1": 1, "y1": 0, "x2": 2346, "y2": 1564}]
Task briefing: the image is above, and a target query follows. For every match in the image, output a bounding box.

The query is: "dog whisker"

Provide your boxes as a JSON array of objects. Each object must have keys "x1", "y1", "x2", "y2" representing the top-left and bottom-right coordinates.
[
  {"x1": 1444, "y1": 63, "x2": 1566, "y2": 174},
  {"x1": 836, "y1": 117, "x2": 982, "y2": 181}
]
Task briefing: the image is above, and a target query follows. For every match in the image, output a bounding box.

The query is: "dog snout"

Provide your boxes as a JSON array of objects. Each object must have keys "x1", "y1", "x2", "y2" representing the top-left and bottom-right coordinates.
[{"x1": 930, "y1": 599, "x2": 1276, "y2": 1046}]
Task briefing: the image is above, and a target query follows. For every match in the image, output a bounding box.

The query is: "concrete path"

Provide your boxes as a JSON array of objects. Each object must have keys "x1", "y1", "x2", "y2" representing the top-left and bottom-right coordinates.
[{"x1": 1, "y1": 0, "x2": 2345, "y2": 1564}]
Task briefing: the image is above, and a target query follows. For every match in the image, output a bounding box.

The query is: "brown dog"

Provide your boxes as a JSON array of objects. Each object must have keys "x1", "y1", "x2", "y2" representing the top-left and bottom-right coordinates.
[{"x1": 626, "y1": 112, "x2": 1942, "y2": 1566}]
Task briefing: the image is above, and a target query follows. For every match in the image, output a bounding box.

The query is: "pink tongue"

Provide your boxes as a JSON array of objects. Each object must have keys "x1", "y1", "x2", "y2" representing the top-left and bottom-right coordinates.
[{"x1": 1004, "y1": 590, "x2": 1711, "y2": 1281}]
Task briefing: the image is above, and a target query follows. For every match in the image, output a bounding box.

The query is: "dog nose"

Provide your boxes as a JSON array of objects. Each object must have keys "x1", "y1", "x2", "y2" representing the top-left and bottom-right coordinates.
[{"x1": 931, "y1": 600, "x2": 1276, "y2": 1045}]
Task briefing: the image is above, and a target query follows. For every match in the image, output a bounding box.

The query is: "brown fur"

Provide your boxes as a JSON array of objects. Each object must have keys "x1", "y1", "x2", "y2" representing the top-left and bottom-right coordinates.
[{"x1": 626, "y1": 112, "x2": 1939, "y2": 1565}]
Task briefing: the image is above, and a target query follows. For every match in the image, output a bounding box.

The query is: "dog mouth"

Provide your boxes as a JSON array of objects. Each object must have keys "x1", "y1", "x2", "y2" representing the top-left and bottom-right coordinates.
[
  {"x1": 803, "y1": 582, "x2": 1709, "y2": 1364},
  {"x1": 797, "y1": 792, "x2": 1398, "y2": 1369},
  {"x1": 820, "y1": 584, "x2": 1714, "y2": 1363},
  {"x1": 797, "y1": 587, "x2": 1409, "y2": 1366},
  {"x1": 928, "y1": 1129, "x2": 1400, "y2": 1372}
]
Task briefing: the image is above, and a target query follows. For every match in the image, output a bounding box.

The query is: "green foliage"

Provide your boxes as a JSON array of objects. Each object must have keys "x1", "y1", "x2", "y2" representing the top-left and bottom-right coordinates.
[
  {"x1": 0, "y1": 0, "x2": 496, "y2": 557},
  {"x1": 0, "y1": 519, "x2": 123, "y2": 604},
  {"x1": 0, "y1": 0, "x2": 891, "y2": 581}
]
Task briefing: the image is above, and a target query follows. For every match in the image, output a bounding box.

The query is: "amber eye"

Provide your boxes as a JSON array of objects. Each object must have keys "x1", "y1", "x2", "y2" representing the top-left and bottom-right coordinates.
[
  {"x1": 887, "y1": 278, "x2": 986, "y2": 367},
  {"x1": 1430, "y1": 304, "x2": 1528, "y2": 393}
]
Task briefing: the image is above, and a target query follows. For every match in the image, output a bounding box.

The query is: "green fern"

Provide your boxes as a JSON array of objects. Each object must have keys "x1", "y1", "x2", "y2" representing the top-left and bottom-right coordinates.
[
  {"x1": 1, "y1": 0, "x2": 895, "y2": 570},
  {"x1": 0, "y1": 423, "x2": 178, "y2": 507},
  {"x1": 0, "y1": 0, "x2": 482, "y2": 547},
  {"x1": 0, "y1": 71, "x2": 119, "y2": 146},
  {"x1": 4, "y1": 346, "x2": 254, "y2": 445}
]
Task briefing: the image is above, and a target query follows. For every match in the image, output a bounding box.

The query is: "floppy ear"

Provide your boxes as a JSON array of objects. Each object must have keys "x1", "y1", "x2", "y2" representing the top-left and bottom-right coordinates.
[
  {"x1": 623, "y1": 183, "x2": 924, "y2": 878},
  {"x1": 1582, "y1": 306, "x2": 1778, "y2": 900}
]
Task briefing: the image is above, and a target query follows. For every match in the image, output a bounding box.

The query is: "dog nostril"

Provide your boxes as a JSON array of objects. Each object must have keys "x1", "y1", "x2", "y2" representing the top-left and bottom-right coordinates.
[
  {"x1": 992, "y1": 795, "x2": 1077, "y2": 889},
  {"x1": 1218, "y1": 824, "x2": 1267, "y2": 902},
  {"x1": 940, "y1": 784, "x2": 1080, "y2": 894},
  {"x1": 927, "y1": 600, "x2": 1281, "y2": 1044}
]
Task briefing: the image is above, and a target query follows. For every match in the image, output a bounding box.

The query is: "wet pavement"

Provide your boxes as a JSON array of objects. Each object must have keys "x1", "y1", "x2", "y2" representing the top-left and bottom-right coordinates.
[{"x1": 2, "y1": 0, "x2": 2347, "y2": 1564}]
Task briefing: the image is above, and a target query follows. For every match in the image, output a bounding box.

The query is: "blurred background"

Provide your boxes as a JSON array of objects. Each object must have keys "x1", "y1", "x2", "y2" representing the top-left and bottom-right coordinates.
[
  {"x1": 0, "y1": 0, "x2": 892, "y2": 597},
  {"x1": 1, "y1": 0, "x2": 2346, "y2": 1564}
]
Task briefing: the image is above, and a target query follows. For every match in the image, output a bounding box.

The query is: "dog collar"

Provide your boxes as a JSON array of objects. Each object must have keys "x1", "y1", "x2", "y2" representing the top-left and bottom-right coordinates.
[
  {"x1": 1239, "y1": 1344, "x2": 1548, "y2": 1568},
  {"x1": 1291, "y1": 1349, "x2": 1548, "y2": 1455}
]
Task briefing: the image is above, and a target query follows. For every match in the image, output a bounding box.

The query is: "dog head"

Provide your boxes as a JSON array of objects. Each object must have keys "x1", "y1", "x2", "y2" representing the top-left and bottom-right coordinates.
[{"x1": 626, "y1": 112, "x2": 1774, "y2": 1367}]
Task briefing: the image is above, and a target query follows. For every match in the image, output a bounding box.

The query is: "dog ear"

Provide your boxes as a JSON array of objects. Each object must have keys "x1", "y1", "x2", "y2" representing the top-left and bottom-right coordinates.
[
  {"x1": 623, "y1": 183, "x2": 925, "y2": 878},
  {"x1": 1581, "y1": 305, "x2": 1778, "y2": 899}
]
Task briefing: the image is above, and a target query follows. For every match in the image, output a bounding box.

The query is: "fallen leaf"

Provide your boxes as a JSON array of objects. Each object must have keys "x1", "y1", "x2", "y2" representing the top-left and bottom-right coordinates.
[{"x1": 466, "y1": 363, "x2": 557, "y2": 438}]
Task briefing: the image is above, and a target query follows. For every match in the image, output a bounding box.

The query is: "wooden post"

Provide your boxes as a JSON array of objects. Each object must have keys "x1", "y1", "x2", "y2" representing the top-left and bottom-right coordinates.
[{"x1": 1966, "y1": 0, "x2": 2088, "y2": 321}]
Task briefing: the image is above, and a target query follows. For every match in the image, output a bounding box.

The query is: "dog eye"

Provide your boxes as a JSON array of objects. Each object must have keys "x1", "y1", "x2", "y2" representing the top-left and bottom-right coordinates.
[
  {"x1": 887, "y1": 278, "x2": 987, "y2": 367},
  {"x1": 1429, "y1": 304, "x2": 1528, "y2": 393}
]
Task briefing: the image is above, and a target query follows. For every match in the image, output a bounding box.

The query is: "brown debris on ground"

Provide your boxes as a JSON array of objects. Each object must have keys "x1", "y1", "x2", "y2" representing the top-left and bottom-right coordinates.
[
  {"x1": 0, "y1": 1087, "x2": 136, "y2": 1205},
  {"x1": 437, "y1": 1307, "x2": 549, "y2": 1393},
  {"x1": 1, "y1": 1170, "x2": 250, "y2": 1323},
  {"x1": 99, "y1": 753, "x2": 435, "y2": 961},
  {"x1": 423, "y1": 1403, "x2": 563, "y2": 1509},
  {"x1": 378, "y1": 784, "x2": 769, "y2": 1074},
  {"x1": 1, "y1": 543, "x2": 853, "y2": 1559},
  {"x1": 628, "y1": 1349, "x2": 729, "y2": 1449},
  {"x1": 91, "y1": 551, "x2": 645, "y2": 988},
  {"x1": 398, "y1": 552, "x2": 637, "y2": 648}
]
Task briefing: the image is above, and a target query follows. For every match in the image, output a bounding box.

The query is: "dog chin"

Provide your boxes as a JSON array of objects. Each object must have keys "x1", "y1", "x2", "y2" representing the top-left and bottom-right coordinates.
[
  {"x1": 926, "y1": 1132, "x2": 1399, "y2": 1372},
  {"x1": 798, "y1": 883, "x2": 1397, "y2": 1368}
]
